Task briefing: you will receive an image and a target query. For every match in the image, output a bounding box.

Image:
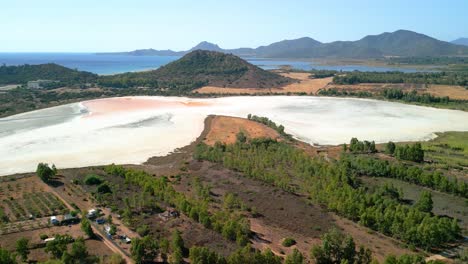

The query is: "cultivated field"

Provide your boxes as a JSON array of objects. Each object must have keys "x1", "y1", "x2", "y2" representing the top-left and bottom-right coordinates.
[{"x1": 0, "y1": 176, "x2": 68, "y2": 234}]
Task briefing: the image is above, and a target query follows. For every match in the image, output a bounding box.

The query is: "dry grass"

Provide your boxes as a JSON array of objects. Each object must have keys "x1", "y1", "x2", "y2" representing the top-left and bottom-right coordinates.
[
  {"x1": 425, "y1": 85, "x2": 468, "y2": 100},
  {"x1": 204, "y1": 116, "x2": 281, "y2": 145},
  {"x1": 332, "y1": 215, "x2": 414, "y2": 262},
  {"x1": 194, "y1": 73, "x2": 332, "y2": 95}
]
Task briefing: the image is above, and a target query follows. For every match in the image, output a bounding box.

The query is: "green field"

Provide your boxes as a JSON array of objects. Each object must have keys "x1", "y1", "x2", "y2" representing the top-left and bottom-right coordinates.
[{"x1": 422, "y1": 132, "x2": 468, "y2": 170}]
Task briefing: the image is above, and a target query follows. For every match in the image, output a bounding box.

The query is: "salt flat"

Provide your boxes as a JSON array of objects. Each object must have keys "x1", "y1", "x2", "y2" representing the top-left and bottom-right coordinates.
[{"x1": 1, "y1": 96, "x2": 468, "y2": 176}]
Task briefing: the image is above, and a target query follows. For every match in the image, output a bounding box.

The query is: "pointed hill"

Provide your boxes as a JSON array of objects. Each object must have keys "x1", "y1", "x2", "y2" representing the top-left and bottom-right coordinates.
[{"x1": 98, "y1": 50, "x2": 295, "y2": 90}]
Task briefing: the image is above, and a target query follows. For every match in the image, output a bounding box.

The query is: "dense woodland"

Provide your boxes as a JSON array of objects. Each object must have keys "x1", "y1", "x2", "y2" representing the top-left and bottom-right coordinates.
[
  {"x1": 0, "y1": 63, "x2": 97, "y2": 86},
  {"x1": 317, "y1": 88, "x2": 468, "y2": 111},
  {"x1": 381, "y1": 89, "x2": 450, "y2": 104}
]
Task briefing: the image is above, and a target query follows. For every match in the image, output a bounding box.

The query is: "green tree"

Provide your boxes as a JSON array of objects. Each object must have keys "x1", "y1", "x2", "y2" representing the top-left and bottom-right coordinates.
[
  {"x1": 45, "y1": 235, "x2": 70, "y2": 259},
  {"x1": 159, "y1": 238, "x2": 170, "y2": 263},
  {"x1": 97, "y1": 183, "x2": 112, "y2": 194},
  {"x1": 80, "y1": 217, "x2": 94, "y2": 238},
  {"x1": 170, "y1": 230, "x2": 185, "y2": 264},
  {"x1": 285, "y1": 248, "x2": 305, "y2": 264},
  {"x1": 61, "y1": 237, "x2": 90, "y2": 264},
  {"x1": 383, "y1": 254, "x2": 426, "y2": 264},
  {"x1": 311, "y1": 229, "x2": 372, "y2": 264},
  {"x1": 282, "y1": 237, "x2": 296, "y2": 247},
  {"x1": 189, "y1": 246, "x2": 226, "y2": 264},
  {"x1": 236, "y1": 131, "x2": 247, "y2": 143},
  {"x1": 36, "y1": 163, "x2": 56, "y2": 183},
  {"x1": 130, "y1": 236, "x2": 158, "y2": 264},
  {"x1": 0, "y1": 247, "x2": 17, "y2": 264},
  {"x1": 386, "y1": 141, "x2": 396, "y2": 155},
  {"x1": 414, "y1": 191, "x2": 433, "y2": 213},
  {"x1": 109, "y1": 225, "x2": 117, "y2": 236},
  {"x1": 84, "y1": 174, "x2": 102, "y2": 185},
  {"x1": 227, "y1": 246, "x2": 281, "y2": 264},
  {"x1": 15, "y1": 238, "x2": 29, "y2": 262}
]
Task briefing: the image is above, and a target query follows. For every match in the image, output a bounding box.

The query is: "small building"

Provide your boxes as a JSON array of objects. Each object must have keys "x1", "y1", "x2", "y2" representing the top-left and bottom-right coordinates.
[
  {"x1": 87, "y1": 209, "x2": 97, "y2": 219},
  {"x1": 50, "y1": 216, "x2": 59, "y2": 225},
  {"x1": 27, "y1": 80, "x2": 57, "y2": 89},
  {"x1": 158, "y1": 208, "x2": 179, "y2": 221},
  {"x1": 61, "y1": 214, "x2": 79, "y2": 225}
]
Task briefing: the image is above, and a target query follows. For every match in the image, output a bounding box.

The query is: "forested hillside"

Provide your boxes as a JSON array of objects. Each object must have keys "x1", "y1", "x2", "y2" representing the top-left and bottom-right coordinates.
[{"x1": 0, "y1": 63, "x2": 97, "y2": 86}]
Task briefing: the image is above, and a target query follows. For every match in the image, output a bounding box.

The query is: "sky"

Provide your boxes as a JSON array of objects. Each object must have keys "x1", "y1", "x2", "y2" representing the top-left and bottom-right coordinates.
[{"x1": 0, "y1": 0, "x2": 467, "y2": 52}]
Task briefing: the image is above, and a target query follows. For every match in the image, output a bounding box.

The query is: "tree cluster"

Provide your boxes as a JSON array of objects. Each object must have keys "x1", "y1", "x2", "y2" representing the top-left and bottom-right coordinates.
[
  {"x1": 387, "y1": 142, "x2": 425, "y2": 163},
  {"x1": 311, "y1": 229, "x2": 372, "y2": 264},
  {"x1": 344, "y1": 154, "x2": 467, "y2": 197},
  {"x1": 247, "y1": 114, "x2": 292, "y2": 139},
  {"x1": 333, "y1": 71, "x2": 468, "y2": 86},
  {"x1": 318, "y1": 88, "x2": 373, "y2": 98},
  {"x1": 382, "y1": 89, "x2": 450, "y2": 104},
  {"x1": 348, "y1": 138, "x2": 376, "y2": 153}
]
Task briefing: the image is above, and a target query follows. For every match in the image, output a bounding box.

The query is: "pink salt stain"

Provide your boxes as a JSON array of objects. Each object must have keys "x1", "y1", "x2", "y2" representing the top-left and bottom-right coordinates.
[{"x1": 82, "y1": 97, "x2": 209, "y2": 118}]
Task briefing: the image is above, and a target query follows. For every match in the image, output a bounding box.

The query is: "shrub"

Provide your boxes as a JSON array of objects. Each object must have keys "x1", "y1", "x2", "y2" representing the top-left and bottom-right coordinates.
[
  {"x1": 282, "y1": 237, "x2": 296, "y2": 247},
  {"x1": 36, "y1": 163, "x2": 56, "y2": 183},
  {"x1": 84, "y1": 174, "x2": 103, "y2": 185},
  {"x1": 136, "y1": 225, "x2": 150, "y2": 236},
  {"x1": 97, "y1": 183, "x2": 112, "y2": 194},
  {"x1": 40, "y1": 234, "x2": 49, "y2": 240}
]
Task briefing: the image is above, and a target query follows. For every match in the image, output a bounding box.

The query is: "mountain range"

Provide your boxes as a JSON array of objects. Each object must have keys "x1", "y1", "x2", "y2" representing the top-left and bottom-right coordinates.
[
  {"x1": 451, "y1": 38, "x2": 468, "y2": 46},
  {"x1": 98, "y1": 30, "x2": 468, "y2": 59}
]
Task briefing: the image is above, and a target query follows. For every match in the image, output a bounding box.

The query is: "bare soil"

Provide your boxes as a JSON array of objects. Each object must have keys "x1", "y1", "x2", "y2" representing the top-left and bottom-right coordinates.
[
  {"x1": 204, "y1": 115, "x2": 281, "y2": 145},
  {"x1": 194, "y1": 73, "x2": 332, "y2": 95}
]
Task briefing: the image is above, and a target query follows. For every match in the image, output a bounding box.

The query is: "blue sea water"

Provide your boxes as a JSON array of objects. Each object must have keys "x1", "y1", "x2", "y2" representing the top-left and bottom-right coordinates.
[{"x1": 0, "y1": 53, "x2": 429, "y2": 75}]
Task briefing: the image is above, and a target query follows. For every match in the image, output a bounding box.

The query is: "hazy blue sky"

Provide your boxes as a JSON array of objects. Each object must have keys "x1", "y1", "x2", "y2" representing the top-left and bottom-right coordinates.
[{"x1": 1, "y1": 0, "x2": 467, "y2": 52}]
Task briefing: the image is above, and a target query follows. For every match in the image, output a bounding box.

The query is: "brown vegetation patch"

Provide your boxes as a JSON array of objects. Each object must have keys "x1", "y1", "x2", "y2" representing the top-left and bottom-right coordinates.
[
  {"x1": 425, "y1": 85, "x2": 468, "y2": 100},
  {"x1": 194, "y1": 72, "x2": 332, "y2": 95},
  {"x1": 204, "y1": 116, "x2": 281, "y2": 145},
  {"x1": 332, "y1": 216, "x2": 413, "y2": 262}
]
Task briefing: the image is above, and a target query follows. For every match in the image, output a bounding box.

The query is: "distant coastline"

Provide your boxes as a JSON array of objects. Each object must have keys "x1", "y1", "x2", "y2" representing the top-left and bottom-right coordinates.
[{"x1": 0, "y1": 52, "x2": 433, "y2": 75}]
